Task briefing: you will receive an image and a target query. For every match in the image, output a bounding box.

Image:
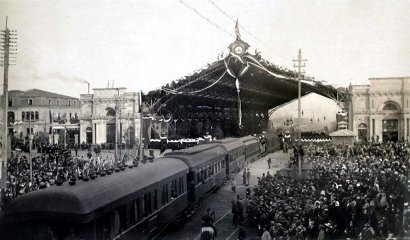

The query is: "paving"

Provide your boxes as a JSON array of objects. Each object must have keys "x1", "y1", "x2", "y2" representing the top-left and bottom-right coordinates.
[{"x1": 155, "y1": 150, "x2": 290, "y2": 240}]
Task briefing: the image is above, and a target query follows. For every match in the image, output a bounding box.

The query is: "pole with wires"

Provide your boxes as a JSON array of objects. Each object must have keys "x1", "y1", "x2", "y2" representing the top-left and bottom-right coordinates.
[
  {"x1": 0, "y1": 17, "x2": 17, "y2": 208},
  {"x1": 293, "y1": 49, "x2": 306, "y2": 177}
]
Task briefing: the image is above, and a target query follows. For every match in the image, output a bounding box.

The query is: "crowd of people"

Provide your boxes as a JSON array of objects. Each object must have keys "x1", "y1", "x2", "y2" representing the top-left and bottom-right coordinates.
[
  {"x1": 3, "y1": 145, "x2": 140, "y2": 207},
  {"x1": 249, "y1": 141, "x2": 409, "y2": 239}
]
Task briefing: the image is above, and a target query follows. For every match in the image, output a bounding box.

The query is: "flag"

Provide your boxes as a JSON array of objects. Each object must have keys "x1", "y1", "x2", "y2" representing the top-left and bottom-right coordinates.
[{"x1": 235, "y1": 19, "x2": 241, "y2": 39}]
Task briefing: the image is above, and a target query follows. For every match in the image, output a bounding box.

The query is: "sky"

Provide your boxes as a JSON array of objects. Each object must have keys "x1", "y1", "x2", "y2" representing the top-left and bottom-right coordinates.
[{"x1": 0, "y1": 0, "x2": 409, "y2": 98}]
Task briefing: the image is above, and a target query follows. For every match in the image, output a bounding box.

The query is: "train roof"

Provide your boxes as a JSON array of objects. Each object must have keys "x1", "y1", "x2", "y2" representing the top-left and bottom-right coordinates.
[
  {"x1": 164, "y1": 143, "x2": 226, "y2": 168},
  {"x1": 216, "y1": 138, "x2": 246, "y2": 151},
  {"x1": 242, "y1": 136, "x2": 259, "y2": 144},
  {"x1": 0, "y1": 158, "x2": 188, "y2": 224}
]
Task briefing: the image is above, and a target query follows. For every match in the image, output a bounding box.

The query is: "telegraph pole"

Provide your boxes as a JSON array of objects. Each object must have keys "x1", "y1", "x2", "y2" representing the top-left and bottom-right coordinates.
[
  {"x1": 139, "y1": 91, "x2": 143, "y2": 162},
  {"x1": 293, "y1": 49, "x2": 306, "y2": 177},
  {"x1": 28, "y1": 106, "x2": 32, "y2": 181},
  {"x1": 1, "y1": 17, "x2": 17, "y2": 207}
]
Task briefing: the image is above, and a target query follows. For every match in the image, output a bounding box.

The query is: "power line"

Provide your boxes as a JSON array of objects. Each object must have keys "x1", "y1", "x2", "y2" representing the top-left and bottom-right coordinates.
[
  {"x1": 206, "y1": 0, "x2": 274, "y2": 52},
  {"x1": 177, "y1": 0, "x2": 234, "y2": 38}
]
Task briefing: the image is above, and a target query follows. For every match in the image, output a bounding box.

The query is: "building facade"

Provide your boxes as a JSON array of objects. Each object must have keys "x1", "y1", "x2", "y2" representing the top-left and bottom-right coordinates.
[
  {"x1": 349, "y1": 77, "x2": 410, "y2": 142},
  {"x1": 269, "y1": 93, "x2": 340, "y2": 134},
  {"x1": 7, "y1": 89, "x2": 81, "y2": 144},
  {"x1": 79, "y1": 88, "x2": 141, "y2": 147}
]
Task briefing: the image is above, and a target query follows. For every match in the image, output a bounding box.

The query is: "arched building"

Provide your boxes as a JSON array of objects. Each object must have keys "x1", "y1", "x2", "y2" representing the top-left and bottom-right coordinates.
[
  {"x1": 79, "y1": 88, "x2": 141, "y2": 147},
  {"x1": 349, "y1": 77, "x2": 410, "y2": 142}
]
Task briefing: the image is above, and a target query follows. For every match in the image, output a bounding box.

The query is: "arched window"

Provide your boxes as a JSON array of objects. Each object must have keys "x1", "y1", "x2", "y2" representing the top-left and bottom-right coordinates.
[
  {"x1": 35, "y1": 111, "x2": 39, "y2": 121},
  {"x1": 383, "y1": 102, "x2": 398, "y2": 111},
  {"x1": 22, "y1": 112, "x2": 25, "y2": 121},
  {"x1": 106, "y1": 108, "x2": 116, "y2": 117},
  {"x1": 358, "y1": 123, "x2": 368, "y2": 142},
  {"x1": 86, "y1": 127, "x2": 92, "y2": 144}
]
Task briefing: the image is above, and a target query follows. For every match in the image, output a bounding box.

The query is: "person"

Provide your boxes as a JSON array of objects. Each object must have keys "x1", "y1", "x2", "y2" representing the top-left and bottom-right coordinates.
[
  {"x1": 261, "y1": 227, "x2": 272, "y2": 240},
  {"x1": 237, "y1": 224, "x2": 247, "y2": 240},
  {"x1": 242, "y1": 170, "x2": 247, "y2": 185},
  {"x1": 267, "y1": 157, "x2": 271, "y2": 169},
  {"x1": 246, "y1": 168, "x2": 250, "y2": 186},
  {"x1": 231, "y1": 178, "x2": 236, "y2": 192},
  {"x1": 202, "y1": 208, "x2": 215, "y2": 224},
  {"x1": 202, "y1": 208, "x2": 217, "y2": 238},
  {"x1": 236, "y1": 195, "x2": 244, "y2": 224},
  {"x1": 232, "y1": 199, "x2": 238, "y2": 224},
  {"x1": 200, "y1": 221, "x2": 216, "y2": 240}
]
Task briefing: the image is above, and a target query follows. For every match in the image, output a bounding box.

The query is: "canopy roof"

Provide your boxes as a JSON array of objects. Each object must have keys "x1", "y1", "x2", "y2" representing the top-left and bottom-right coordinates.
[{"x1": 145, "y1": 51, "x2": 345, "y2": 118}]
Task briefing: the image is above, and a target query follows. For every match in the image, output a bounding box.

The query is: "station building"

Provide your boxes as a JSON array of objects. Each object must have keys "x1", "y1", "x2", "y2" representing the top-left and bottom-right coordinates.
[
  {"x1": 349, "y1": 77, "x2": 410, "y2": 142},
  {"x1": 79, "y1": 87, "x2": 141, "y2": 147},
  {"x1": 6, "y1": 89, "x2": 80, "y2": 144}
]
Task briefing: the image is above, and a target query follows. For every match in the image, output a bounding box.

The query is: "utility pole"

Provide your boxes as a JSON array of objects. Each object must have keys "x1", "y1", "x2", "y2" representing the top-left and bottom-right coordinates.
[
  {"x1": 293, "y1": 49, "x2": 306, "y2": 177},
  {"x1": 28, "y1": 107, "x2": 32, "y2": 181},
  {"x1": 114, "y1": 89, "x2": 119, "y2": 168},
  {"x1": 139, "y1": 91, "x2": 144, "y2": 162},
  {"x1": 0, "y1": 17, "x2": 17, "y2": 207}
]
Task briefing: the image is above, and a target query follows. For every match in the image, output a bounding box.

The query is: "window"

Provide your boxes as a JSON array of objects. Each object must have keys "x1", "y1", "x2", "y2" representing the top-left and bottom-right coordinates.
[
  {"x1": 69, "y1": 113, "x2": 72, "y2": 119},
  {"x1": 171, "y1": 180, "x2": 177, "y2": 198},
  {"x1": 27, "y1": 98, "x2": 33, "y2": 106},
  {"x1": 153, "y1": 189, "x2": 158, "y2": 211},
  {"x1": 178, "y1": 177, "x2": 184, "y2": 195},
  {"x1": 74, "y1": 101, "x2": 76, "y2": 106},
  {"x1": 49, "y1": 99, "x2": 52, "y2": 106},
  {"x1": 22, "y1": 112, "x2": 25, "y2": 121},
  {"x1": 130, "y1": 200, "x2": 137, "y2": 224},
  {"x1": 8, "y1": 97, "x2": 12, "y2": 107},
  {"x1": 383, "y1": 102, "x2": 398, "y2": 111},
  {"x1": 196, "y1": 171, "x2": 201, "y2": 184},
  {"x1": 143, "y1": 193, "x2": 151, "y2": 216},
  {"x1": 75, "y1": 113, "x2": 78, "y2": 119},
  {"x1": 161, "y1": 184, "x2": 169, "y2": 205},
  {"x1": 68, "y1": 100, "x2": 71, "y2": 106},
  {"x1": 57, "y1": 100, "x2": 59, "y2": 106},
  {"x1": 35, "y1": 111, "x2": 39, "y2": 121}
]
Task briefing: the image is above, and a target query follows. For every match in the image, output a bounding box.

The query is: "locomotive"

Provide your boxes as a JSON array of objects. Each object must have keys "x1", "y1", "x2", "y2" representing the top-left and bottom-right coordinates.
[{"x1": 0, "y1": 135, "x2": 278, "y2": 240}]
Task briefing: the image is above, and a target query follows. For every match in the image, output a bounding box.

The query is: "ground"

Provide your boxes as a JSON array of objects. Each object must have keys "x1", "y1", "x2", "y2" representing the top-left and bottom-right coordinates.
[{"x1": 155, "y1": 150, "x2": 290, "y2": 240}]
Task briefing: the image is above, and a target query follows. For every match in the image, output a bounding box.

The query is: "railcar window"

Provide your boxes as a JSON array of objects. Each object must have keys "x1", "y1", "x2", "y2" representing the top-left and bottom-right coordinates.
[
  {"x1": 178, "y1": 177, "x2": 184, "y2": 194},
  {"x1": 143, "y1": 193, "x2": 152, "y2": 216},
  {"x1": 161, "y1": 184, "x2": 169, "y2": 205},
  {"x1": 196, "y1": 171, "x2": 201, "y2": 184},
  {"x1": 171, "y1": 180, "x2": 177, "y2": 198},
  {"x1": 130, "y1": 200, "x2": 137, "y2": 224},
  {"x1": 153, "y1": 189, "x2": 158, "y2": 211}
]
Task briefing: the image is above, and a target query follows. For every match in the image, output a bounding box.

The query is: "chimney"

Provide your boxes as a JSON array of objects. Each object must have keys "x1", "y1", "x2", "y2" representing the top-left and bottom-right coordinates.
[{"x1": 87, "y1": 83, "x2": 90, "y2": 94}]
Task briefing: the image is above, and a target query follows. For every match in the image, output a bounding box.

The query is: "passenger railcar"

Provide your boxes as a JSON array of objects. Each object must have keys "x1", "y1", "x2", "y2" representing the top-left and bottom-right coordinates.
[
  {"x1": 216, "y1": 138, "x2": 246, "y2": 178},
  {"x1": 0, "y1": 158, "x2": 188, "y2": 240},
  {"x1": 164, "y1": 143, "x2": 227, "y2": 204},
  {"x1": 242, "y1": 136, "x2": 261, "y2": 164}
]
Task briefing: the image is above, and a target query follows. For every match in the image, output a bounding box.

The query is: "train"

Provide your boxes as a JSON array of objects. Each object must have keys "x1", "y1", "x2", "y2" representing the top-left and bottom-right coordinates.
[{"x1": 0, "y1": 134, "x2": 279, "y2": 240}]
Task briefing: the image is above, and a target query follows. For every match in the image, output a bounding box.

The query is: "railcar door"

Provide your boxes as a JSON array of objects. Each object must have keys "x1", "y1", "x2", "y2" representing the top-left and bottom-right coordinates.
[
  {"x1": 187, "y1": 172, "x2": 196, "y2": 203},
  {"x1": 225, "y1": 154, "x2": 230, "y2": 178}
]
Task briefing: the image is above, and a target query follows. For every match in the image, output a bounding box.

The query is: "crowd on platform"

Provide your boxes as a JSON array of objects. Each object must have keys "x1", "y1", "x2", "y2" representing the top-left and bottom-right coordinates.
[
  {"x1": 249, "y1": 141, "x2": 410, "y2": 240},
  {"x1": 3, "y1": 145, "x2": 139, "y2": 207}
]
